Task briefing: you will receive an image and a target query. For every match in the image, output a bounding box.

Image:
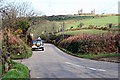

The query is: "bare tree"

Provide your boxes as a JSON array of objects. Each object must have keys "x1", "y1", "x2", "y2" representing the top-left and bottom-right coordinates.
[
  {"x1": 0, "y1": 0, "x2": 4, "y2": 11},
  {"x1": 1, "y1": 1, "x2": 40, "y2": 29},
  {"x1": 16, "y1": 2, "x2": 37, "y2": 17}
]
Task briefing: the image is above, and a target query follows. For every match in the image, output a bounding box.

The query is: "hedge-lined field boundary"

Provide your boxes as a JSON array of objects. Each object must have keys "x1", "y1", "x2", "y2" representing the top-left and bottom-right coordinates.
[{"x1": 59, "y1": 32, "x2": 120, "y2": 55}]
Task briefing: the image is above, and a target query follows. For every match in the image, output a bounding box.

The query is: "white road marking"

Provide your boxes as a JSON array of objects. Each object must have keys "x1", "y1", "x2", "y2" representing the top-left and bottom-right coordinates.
[
  {"x1": 86, "y1": 67, "x2": 106, "y2": 72},
  {"x1": 65, "y1": 62, "x2": 106, "y2": 72},
  {"x1": 65, "y1": 62, "x2": 84, "y2": 68}
]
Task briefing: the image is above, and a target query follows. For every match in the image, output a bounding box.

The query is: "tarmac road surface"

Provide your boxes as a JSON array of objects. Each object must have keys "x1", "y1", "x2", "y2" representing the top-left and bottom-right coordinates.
[{"x1": 21, "y1": 43, "x2": 119, "y2": 78}]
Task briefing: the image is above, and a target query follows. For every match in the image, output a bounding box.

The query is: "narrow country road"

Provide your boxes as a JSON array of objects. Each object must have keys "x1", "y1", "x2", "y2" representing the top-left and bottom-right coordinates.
[{"x1": 21, "y1": 43, "x2": 118, "y2": 78}]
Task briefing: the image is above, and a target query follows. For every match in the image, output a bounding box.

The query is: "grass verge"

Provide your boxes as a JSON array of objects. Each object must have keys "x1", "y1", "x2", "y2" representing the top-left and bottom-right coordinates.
[
  {"x1": 2, "y1": 62, "x2": 30, "y2": 79},
  {"x1": 0, "y1": 62, "x2": 2, "y2": 78},
  {"x1": 59, "y1": 47, "x2": 120, "y2": 63}
]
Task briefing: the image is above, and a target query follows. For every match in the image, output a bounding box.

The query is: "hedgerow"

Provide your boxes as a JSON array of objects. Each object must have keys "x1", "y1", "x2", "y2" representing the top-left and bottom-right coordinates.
[
  {"x1": 59, "y1": 32, "x2": 120, "y2": 54},
  {"x1": 7, "y1": 31, "x2": 32, "y2": 59}
]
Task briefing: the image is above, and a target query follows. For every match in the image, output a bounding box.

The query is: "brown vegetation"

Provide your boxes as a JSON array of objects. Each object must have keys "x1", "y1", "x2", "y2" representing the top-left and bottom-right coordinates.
[{"x1": 59, "y1": 32, "x2": 120, "y2": 54}]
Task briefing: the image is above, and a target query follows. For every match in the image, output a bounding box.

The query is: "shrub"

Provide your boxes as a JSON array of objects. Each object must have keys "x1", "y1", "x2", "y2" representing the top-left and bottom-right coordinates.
[
  {"x1": 7, "y1": 32, "x2": 20, "y2": 45},
  {"x1": 88, "y1": 25, "x2": 94, "y2": 29},
  {"x1": 48, "y1": 33, "x2": 57, "y2": 40},
  {"x1": 16, "y1": 20, "x2": 30, "y2": 35},
  {"x1": 100, "y1": 27, "x2": 108, "y2": 30},
  {"x1": 79, "y1": 23, "x2": 84, "y2": 28},
  {"x1": 59, "y1": 33, "x2": 120, "y2": 54},
  {"x1": 66, "y1": 41, "x2": 79, "y2": 53},
  {"x1": 40, "y1": 34, "x2": 46, "y2": 40},
  {"x1": 70, "y1": 26, "x2": 73, "y2": 29},
  {"x1": 6, "y1": 31, "x2": 32, "y2": 59},
  {"x1": 15, "y1": 29, "x2": 23, "y2": 34}
]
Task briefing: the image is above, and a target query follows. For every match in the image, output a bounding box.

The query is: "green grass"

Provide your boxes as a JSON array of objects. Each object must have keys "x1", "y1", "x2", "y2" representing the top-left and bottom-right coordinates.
[
  {"x1": 60, "y1": 47, "x2": 120, "y2": 59},
  {"x1": 2, "y1": 62, "x2": 29, "y2": 79},
  {"x1": 56, "y1": 29, "x2": 108, "y2": 35},
  {"x1": 29, "y1": 16, "x2": 118, "y2": 38},
  {"x1": 0, "y1": 63, "x2": 2, "y2": 78},
  {"x1": 29, "y1": 16, "x2": 95, "y2": 38},
  {"x1": 112, "y1": 26, "x2": 120, "y2": 28},
  {"x1": 65, "y1": 16, "x2": 118, "y2": 30},
  {"x1": 77, "y1": 53, "x2": 120, "y2": 59}
]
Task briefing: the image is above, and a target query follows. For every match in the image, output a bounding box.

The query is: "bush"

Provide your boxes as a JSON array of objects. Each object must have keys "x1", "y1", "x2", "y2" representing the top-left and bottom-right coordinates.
[
  {"x1": 59, "y1": 33, "x2": 120, "y2": 54},
  {"x1": 40, "y1": 34, "x2": 46, "y2": 40},
  {"x1": 88, "y1": 25, "x2": 94, "y2": 29},
  {"x1": 15, "y1": 29, "x2": 23, "y2": 34},
  {"x1": 16, "y1": 20, "x2": 30, "y2": 35},
  {"x1": 66, "y1": 41, "x2": 79, "y2": 53},
  {"x1": 40, "y1": 33, "x2": 57, "y2": 43},
  {"x1": 10, "y1": 42, "x2": 32, "y2": 59},
  {"x1": 70, "y1": 26, "x2": 73, "y2": 29},
  {"x1": 6, "y1": 31, "x2": 32, "y2": 59},
  {"x1": 16, "y1": 20, "x2": 30, "y2": 30},
  {"x1": 79, "y1": 23, "x2": 84, "y2": 28},
  {"x1": 48, "y1": 33, "x2": 57, "y2": 40},
  {"x1": 55, "y1": 34, "x2": 71, "y2": 45}
]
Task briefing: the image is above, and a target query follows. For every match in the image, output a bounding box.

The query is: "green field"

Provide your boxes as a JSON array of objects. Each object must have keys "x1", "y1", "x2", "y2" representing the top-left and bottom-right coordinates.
[
  {"x1": 29, "y1": 15, "x2": 97, "y2": 37},
  {"x1": 65, "y1": 16, "x2": 118, "y2": 30},
  {"x1": 30, "y1": 16, "x2": 118, "y2": 37},
  {"x1": 57, "y1": 29, "x2": 108, "y2": 35}
]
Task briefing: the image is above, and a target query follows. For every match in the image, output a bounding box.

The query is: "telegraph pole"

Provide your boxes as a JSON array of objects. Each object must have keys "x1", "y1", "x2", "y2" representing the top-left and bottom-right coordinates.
[
  {"x1": 52, "y1": 21, "x2": 55, "y2": 35},
  {"x1": 62, "y1": 17, "x2": 65, "y2": 39}
]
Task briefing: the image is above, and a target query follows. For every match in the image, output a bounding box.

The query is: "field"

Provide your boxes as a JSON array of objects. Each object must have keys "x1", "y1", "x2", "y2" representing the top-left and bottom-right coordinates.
[
  {"x1": 56, "y1": 15, "x2": 120, "y2": 62},
  {"x1": 29, "y1": 15, "x2": 119, "y2": 37},
  {"x1": 57, "y1": 29, "x2": 108, "y2": 35},
  {"x1": 29, "y1": 15, "x2": 96, "y2": 37},
  {"x1": 65, "y1": 16, "x2": 118, "y2": 30}
]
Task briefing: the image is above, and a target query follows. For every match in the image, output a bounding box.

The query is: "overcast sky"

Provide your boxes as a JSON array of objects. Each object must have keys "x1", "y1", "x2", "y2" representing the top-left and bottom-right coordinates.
[{"x1": 7, "y1": 0, "x2": 120, "y2": 16}]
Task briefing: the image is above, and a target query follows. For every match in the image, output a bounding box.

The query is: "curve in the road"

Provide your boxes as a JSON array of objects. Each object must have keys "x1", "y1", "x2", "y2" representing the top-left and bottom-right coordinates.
[{"x1": 21, "y1": 43, "x2": 118, "y2": 78}]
